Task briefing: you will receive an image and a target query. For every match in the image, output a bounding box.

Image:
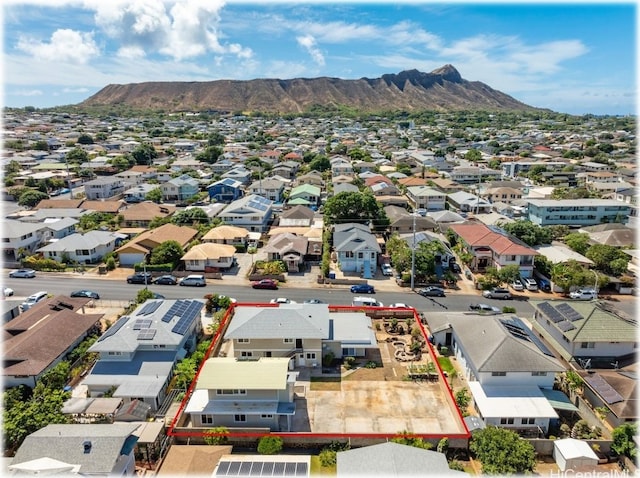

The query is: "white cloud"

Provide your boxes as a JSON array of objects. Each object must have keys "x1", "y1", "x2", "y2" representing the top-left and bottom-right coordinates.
[
  {"x1": 297, "y1": 35, "x2": 325, "y2": 66},
  {"x1": 116, "y1": 45, "x2": 146, "y2": 59},
  {"x1": 13, "y1": 89, "x2": 44, "y2": 97},
  {"x1": 62, "y1": 87, "x2": 90, "y2": 93},
  {"x1": 16, "y1": 29, "x2": 100, "y2": 64}
]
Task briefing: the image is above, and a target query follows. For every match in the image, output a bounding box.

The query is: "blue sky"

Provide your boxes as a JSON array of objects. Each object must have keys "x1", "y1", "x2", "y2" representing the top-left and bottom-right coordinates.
[{"x1": 3, "y1": 1, "x2": 637, "y2": 115}]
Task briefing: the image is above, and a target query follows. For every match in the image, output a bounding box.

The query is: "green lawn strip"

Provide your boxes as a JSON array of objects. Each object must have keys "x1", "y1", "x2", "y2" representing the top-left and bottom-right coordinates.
[{"x1": 437, "y1": 356, "x2": 455, "y2": 376}]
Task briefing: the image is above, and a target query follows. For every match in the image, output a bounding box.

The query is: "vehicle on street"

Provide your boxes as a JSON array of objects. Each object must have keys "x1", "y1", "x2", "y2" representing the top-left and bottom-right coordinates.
[
  {"x1": 179, "y1": 275, "x2": 207, "y2": 287},
  {"x1": 482, "y1": 288, "x2": 512, "y2": 300},
  {"x1": 21, "y1": 291, "x2": 49, "y2": 311},
  {"x1": 510, "y1": 279, "x2": 524, "y2": 291},
  {"x1": 70, "y1": 290, "x2": 100, "y2": 299},
  {"x1": 521, "y1": 277, "x2": 538, "y2": 291},
  {"x1": 152, "y1": 293, "x2": 166, "y2": 300},
  {"x1": 388, "y1": 303, "x2": 411, "y2": 309},
  {"x1": 303, "y1": 298, "x2": 325, "y2": 304},
  {"x1": 469, "y1": 303, "x2": 501, "y2": 314},
  {"x1": 350, "y1": 284, "x2": 375, "y2": 294},
  {"x1": 127, "y1": 272, "x2": 152, "y2": 284},
  {"x1": 569, "y1": 288, "x2": 597, "y2": 300},
  {"x1": 252, "y1": 279, "x2": 278, "y2": 290},
  {"x1": 154, "y1": 275, "x2": 178, "y2": 285},
  {"x1": 270, "y1": 297, "x2": 297, "y2": 304},
  {"x1": 449, "y1": 262, "x2": 462, "y2": 273},
  {"x1": 9, "y1": 268, "x2": 36, "y2": 278},
  {"x1": 352, "y1": 296, "x2": 383, "y2": 307},
  {"x1": 381, "y1": 264, "x2": 393, "y2": 276},
  {"x1": 4, "y1": 287, "x2": 14, "y2": 297},
  {"x1": 417, "y1": 286, "x2": 446, "y2": 297}
]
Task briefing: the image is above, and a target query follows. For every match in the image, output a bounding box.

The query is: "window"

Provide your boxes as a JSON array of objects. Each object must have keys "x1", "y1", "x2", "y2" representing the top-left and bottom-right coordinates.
[
  {"x1": 491, "y1": 372, "x2": 506, "y2": 376},
  {"x1": 580, "y1": 342, "x2": 595, "y2": 349},
  {"x1": 234, "y1": 414, "x2": 247, "y2": 423},
  {"x1": 216, "y1": 389, "x2": 246, "y2": 395},
  {"x1": 260, "y1": 414, "x2": 273, "y2": 419},
  {"x1": 283, "y1": 338, "x2": 293, "y2": 344},
  {"x1": 345, "y1": 251, "x2": 354, "y2": 258},
  {"x1": 202, "y1": 414, "x2": 214, "y2": 424},
  {"x1": 238, "y1": 338, "x2": 250, "y2": 343},
  {"x1": 306, "y1": 353, "x2": 316, "y2": 360},
  {"x1": 531, "y1": 372, "x2": 547, "y2": 376},
  {"x1": 241, "y1": 351, "x2": 253, "y2": 358},
  {"x1": 521, "y1": 418, "x2": 535, "y2": 425}
]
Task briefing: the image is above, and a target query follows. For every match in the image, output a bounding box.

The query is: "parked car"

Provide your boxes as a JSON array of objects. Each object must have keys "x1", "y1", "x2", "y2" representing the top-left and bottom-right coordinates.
[
  {"x1": 537, "y1": 277, "x2": 552, "y2": 292},
  {"x1": 252, "y1": 279, "x2": 278, "y2": 290},
  {"x1": 381, "y1": 264, "x2": 393, "y2": 276},
  {"x1": 569, "y1": 288, "x2": 597, "y2": 300},
  {"x1": 154, "y1": 275, "x2": 178, "y2": 285},
  {"x1": 4, "y1": 287, "x2": 14, "y2": 297},
  {"x1": 388, "y1": 303, "x2": 411, "y2": 309},
  {"x1": 270, "y1": 297, "x2": 297, "y2": 304},
  {"x1": 21, "y1": 291, "x2": 48, "y2": 311},
  {"x1": 127, "y1": 272, "x2": 152, "y2": 284},
  {"x1": 350, "y1": 284, "x2": 375, "y2": 294},
  {"x1": 469, "y1": 303, "x2": 501, "y2": 314},
  {"x1": 179, "y1": 275, "x2": 206, "y2": 287},
  {"x1": 70, "y1": 290, "x2": 100, "y2": 299},
  {"x1": 9, "y1": 268, "x2": 36, "y2": 278},
  {"x1": 482, "y1": 288, "x2": 512, "y2": 300},
  {"x1": 510, "y1": 279, "x2": 524, "y2": 291},
  {"x1": 449, "y1": 262, "x2": 462, "y2": 273},
  {"x1": 417, "y1": 286, "x2": 446, "y2": 297},
  {"x1": 303, "y1": 298, "x2": 325, "y2": 304},
  {"x1": 521, "y1": 277, "x2": 538, "y2": 291},
  {"x1": 352, "y1": 296, "x2": 383, "y2": 307}
]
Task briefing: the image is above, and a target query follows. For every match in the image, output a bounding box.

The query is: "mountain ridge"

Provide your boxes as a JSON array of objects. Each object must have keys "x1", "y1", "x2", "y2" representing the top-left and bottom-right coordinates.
[{"x1": 80, "y1": 65, "x2": 541, "y2": 113}]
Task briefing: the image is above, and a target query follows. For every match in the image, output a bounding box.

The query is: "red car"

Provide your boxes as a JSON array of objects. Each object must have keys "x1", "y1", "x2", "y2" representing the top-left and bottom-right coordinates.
[{"x1": 252, "y1": 279, "x2": 278, "y2": 290}]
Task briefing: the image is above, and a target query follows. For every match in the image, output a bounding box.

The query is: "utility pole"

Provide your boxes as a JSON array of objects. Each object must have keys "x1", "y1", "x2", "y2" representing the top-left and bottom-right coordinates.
[{"x1": 411, "y1": 211, "x2": 417, "y2": 291}]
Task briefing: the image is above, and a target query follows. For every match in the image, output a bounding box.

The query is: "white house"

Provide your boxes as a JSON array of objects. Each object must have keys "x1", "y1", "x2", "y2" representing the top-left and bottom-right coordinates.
[
  {"x1": 84, "y1": 177, "x2": 125, "y2": 200},
  {"x1": 37, "y1": 231, "x2": 122, "y2": 264}
]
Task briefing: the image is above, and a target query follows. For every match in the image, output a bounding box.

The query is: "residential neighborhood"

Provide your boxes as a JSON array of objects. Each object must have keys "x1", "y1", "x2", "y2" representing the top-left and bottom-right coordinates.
[{"x1": 2, "y1": 108, "x2": 637, "y2": 476}]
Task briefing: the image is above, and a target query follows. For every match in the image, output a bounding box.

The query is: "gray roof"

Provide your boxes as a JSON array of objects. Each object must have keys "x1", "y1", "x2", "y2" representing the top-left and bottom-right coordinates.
[
  {"x1": 334, "y1": 223, "x2": 381, "y2": 253},
  {"x1": 37, "y1": 230, "x2": 119, "y2": 253},
  {"x1": 337, "y1": 442, "x2": 465, "y2": 477},
  {"x1": 10, "y1": 423, "x2": 139, "y2": 475},
  {"x1": 225, "y1": 305, "x2": 329, "y2": 339},
  {"x1": 2, "y1": 219, "x2": 42, "y2": 239},
  {"x1": 526, "y1": 198, "x2": 625, "y2": 207},
  {"x1": 38, "y1": 217, "x2": 78, "y2": 231},
  {"x1": 426, "y1": 312, "x2": 564, "y2": 373}
]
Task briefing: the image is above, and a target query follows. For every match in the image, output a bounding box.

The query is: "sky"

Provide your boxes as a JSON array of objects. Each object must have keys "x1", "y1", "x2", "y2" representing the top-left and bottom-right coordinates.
[{"x1": 2, "y1": 0, "x2": 637, "y2": 115}]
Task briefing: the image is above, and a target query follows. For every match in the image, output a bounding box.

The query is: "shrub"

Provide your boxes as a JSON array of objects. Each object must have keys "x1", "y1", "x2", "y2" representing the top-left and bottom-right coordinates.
[
  {"x1": 322, "y1": 351, "x2": 335, "y2": 367},
  {"x1": 502, "y1": 306, "x2": 516, "y2": 313},
  {"x1": 343, "y1": 356, "x2": 356, "y2": 370},
  {"x1": 105, "y1": 256, "x2": 116, "y2": 271},
  {"x1": 364, "y1": 361, "x2": 378, "y2": 369},
  {"x1": 257, "y1": 436, "x2": 283, "y2": 455},
  {"x1": 449, "y1": 460, "x2": 465, "y2": 472},
  {"x1": 319, "y1": 449, "x2": 337, "y2": 467},
  {"x1": 203, "y1": 427, "x2": 229, "y2": 445}
]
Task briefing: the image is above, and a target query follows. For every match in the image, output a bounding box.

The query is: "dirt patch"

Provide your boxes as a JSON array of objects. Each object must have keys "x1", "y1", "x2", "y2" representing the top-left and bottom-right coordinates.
[{"x1": 310, "y1": 376, "x2": 342, "y2": 391}]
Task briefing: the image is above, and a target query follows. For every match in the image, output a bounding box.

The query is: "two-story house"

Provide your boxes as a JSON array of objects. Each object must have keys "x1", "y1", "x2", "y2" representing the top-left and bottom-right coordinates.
[
  {"x1": 287, "y1": 184, "x2": 321, "y2": 208},
  {"x1": 221, "y1": 166, "x2": 253, "y2": 185},
  {"x1": 447, "y1": 191, "x2": 492, "y2": 214},
  {"x1": 84, "y1": 177, "x2": 125, "y2": 200},
  {"x1": 37, "y1": 230, "x2": 122, "y2": 264},
  {"x1": 206, "y1": 177, "x2": 244, "y2": 203},
  {"x1": 217, "y1": 194, "x2": 274, "y2": 233},
  {"x1": 333, "y1": 223, "x2": 381, "y2": 278},
  {"x1": 405, "y1": 186, "x2": 447, "y2": 212},
  {"x1": 161, "y1": 174, "x2": 200, "y2": 202},
  {"x1": 247, "y1": 177, "x2": 286, "y2": 203},
  {"x1": 3, "y1": 219, "x2": 50, "y2": 263}
]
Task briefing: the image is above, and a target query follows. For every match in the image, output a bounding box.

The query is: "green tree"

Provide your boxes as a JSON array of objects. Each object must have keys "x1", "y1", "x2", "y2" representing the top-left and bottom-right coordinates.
[
  {"x1": 136, "y1": 289, "x2": 155, "y2": 303},
  {"x1": 551, "y1": 260, "x2": 592, "y2": 293},
  {"x1": 150, "y1": 240, "x2": 184, "y2": 266},
  {"x1": 586, "y1": 244, "x2": 630, "y2": 276},
  {"x1": 172, "y1": 208, "x2": 210, "y2": 226},
  {"x1": 455, "y1": 388, "x2": 471, "y2": 411},
  {"x1": 5, "y1": 160, "x2": 21, "y2": 174},
  {"x1": 309, "y1": 155, "x2": 331, "y2": 172},
  {"x1": 501, "y1": 220, "x2": 552, "y2": 246},
  {"x1": 196, "y1": 146, "x2": 223, "y2": 164},
  {"x1": 564, "y1": 233, "x2": 591, "y2": 255},
  {"x1": 173, "y1": 359, "x2": 197, "y2": 389},
  {"x1": 145, "y1": 187, "x2": 163, "y2": 203},
  {"x1": 390, "y1": 431, "x2": 433, "y2": 450},
  {"x1": 323, "y1": 191, "x2": 389, "y2": 231},
  {"x1": 131, "y1": 143, "x2": 158, "y2": 166},
  {"x1": 526, "y1": 164, "x2": 547, "y2": 182},
  {"x1": 18, "y1": 190, "x2": 49, "y2": 208},
  {"x1": 611, "y1": 423, "x2": 637, "y2": 459},
  {"x1": 464, "y1": 149, "x2": 482, "y2": 162},
  {"x1": 65, "y1": 147, "x2": 89, "y2": 164},
  {"x1": 470, "y1": 426, "x2": 536, "y2": 475},
  {"x1": 203, "y1": 427, "x2": 229, "y2": 445},
  {"x1": 497, "y1": 264, "x2": 521, "y2": 284},
  {"x1": 32, "y1": 139, "x2": 49, "y2": 151},
  {"x1": 257, "y1": 436, "x2": 284, "y2": 455},
  {"x1": 38, "y1": 361, "x2": 70, "y2": 390},
  {"x1": 534, "y1": 255, "x2": 553, "y2": 278},
  {"x1": 76, "y1": 133, "x2": 94, "y2": 145}
]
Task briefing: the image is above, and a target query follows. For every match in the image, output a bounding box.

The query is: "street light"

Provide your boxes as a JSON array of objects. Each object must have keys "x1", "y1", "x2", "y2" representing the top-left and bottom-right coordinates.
[
  {"x1": 411, "y1": 211, "x2": 417, "y2": 291},
  {"x1": 592, "y1": 270, "x2": 599, "y2": 299}
]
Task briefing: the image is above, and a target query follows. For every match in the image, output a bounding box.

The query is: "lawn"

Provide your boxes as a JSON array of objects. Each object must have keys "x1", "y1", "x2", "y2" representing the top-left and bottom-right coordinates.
[
  {"x1": 437, "y1": 356, "x2": 456, "y2": 376},
  {"x1": 309, "y1": 376, "x2": 341, "y2": 391}
]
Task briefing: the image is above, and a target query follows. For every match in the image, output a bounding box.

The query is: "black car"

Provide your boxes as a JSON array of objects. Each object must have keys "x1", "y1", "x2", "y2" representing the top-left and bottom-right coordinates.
[
  {"x1": 70, "y1": 290, "x2": 100, "y2": 299},
  {"x1": 449, "y1": 262, "x2": 462, "y2": 273},
  {"x1": 127, "y1": 272, "x2": 153, "y2": 284},
  {"x1": 154, "y1": 275, "x2": 178, "y2": 285}
]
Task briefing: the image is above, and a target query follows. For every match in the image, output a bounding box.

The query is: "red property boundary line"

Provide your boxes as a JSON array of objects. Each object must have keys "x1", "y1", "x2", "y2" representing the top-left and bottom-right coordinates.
[{"x1": 166, "y1": 303, "x2": 471, "y2": 441}]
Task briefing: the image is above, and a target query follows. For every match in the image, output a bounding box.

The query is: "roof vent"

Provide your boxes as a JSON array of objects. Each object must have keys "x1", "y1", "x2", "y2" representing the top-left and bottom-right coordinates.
[{"x1": 83, "y1": 440, "x2": 92, "y2": 454}]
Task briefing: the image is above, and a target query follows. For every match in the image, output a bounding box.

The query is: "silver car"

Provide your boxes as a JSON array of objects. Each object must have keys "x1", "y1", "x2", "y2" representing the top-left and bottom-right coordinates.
[{"x1": 9, "y1": 268, "x2": 36, "y2": 278}]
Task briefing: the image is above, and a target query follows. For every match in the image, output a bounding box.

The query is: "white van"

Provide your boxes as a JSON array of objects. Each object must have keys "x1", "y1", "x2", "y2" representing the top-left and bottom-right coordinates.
[
  {"x1": 352, "y1": 296, "x2": 384, "y2": 307},
  {"x1": 21, "y1": 291, "x2": 48, "y2": 311}
]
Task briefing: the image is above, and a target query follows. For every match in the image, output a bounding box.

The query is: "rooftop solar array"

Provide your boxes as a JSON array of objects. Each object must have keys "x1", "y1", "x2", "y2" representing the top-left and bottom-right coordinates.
[
  {"x1": 247, "y1": 195, "x2": 271, "y2": 212},
  {"x1": 584, "y1": 373, "x2": 624, "y2": 404},
  {"x1": 500, "y1": 317, "x2": 555, "y2": 357},
  {"x1": 137, "y1": 301, "x2": 161, "y2": 316},
  {"x1": 538, "y1": 302, "x2": 565, "y2": 323},
  {"x1": 557, "y1": 320, "x2": 577, "y2": 332},
  {"x1": 556, "y1": 303, "x2": 584, "y2": 322},
  {"x1": 137, "y1": 329, "x2": 157, "y2": 340},
  {"x1": 215, "y1": 460, "x2": 308, "y2": 477},
  {"x1": 133, "y1": 319, "x2": 152, "y2": 330},
  {"x1": 171, "y1": 300, "x2": 203, "y2": 335},
  {"x1": 97, "y1": 316, "x2": 129, "y2": 342},
  {"x1": 161, "y1": 300, "x2": 190, "y2": 323}
]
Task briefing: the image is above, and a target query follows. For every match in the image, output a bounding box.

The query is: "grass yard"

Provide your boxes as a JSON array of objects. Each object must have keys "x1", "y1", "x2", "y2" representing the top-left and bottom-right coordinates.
[
  {"x1": 437, "y1": 356, "x2": 456, "y2": 376},
  {"x1": 309, "y1": 376, "x2": 342, "y2": 391}
]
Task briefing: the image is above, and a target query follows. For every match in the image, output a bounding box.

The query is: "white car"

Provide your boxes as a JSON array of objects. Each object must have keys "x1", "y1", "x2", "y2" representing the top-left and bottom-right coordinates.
[
  {"x1": 469, "y1": 303, "x2": 501, "y2": 314},
  {"x1": 510, "y1": 279, "x2": 524, "y2": 291},
  {"x1": 569, "y1": 289, "x2": 597, "y2": 300},
  {"x1": 388, "y1": 303, "x2": 411, "y2": 309},
  {"x1": 270, "y1": 298, "x2": 297, "y2": 304},
  {"x1": 381, "y1": 264, "x2": 394, "y2": 276},
  {"x1": 4, "y1": 287, "x2": 14, "y2": 297}
]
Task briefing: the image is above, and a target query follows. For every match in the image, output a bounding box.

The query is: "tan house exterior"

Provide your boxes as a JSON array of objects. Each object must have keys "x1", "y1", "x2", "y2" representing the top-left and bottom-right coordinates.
[{"x1": 181, "y1": 243, "x2": 237, "y2": 271}]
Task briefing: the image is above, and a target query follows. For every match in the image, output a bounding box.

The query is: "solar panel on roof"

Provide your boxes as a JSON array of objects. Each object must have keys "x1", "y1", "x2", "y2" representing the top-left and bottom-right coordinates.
[
  {"x1": 162, "y1": 301, "x2": 185, "y2": 322},
  {"x1": 216, "y1": 462, "x2": 230, "y2": 475},
  {"x1": 584, "y1": 374, "x2": 624, "y2": 404},
  {"x1": 556, "y1": 303, "x2": 584, "y2": 321},
  {"x1": 557, "y1": 320, "x2": 576, "y2": 332},
  {"x1": 137, "y1": 329, "x2": 157, "y2": 340},
  {"x1": 274, "y1": 462, "x2": 285, "y2": 475},
  {"x1": 98, "y1": 316, "x2": 129, "y2": 341},
  {"x1": 142, "y1": 301, "x2": 161, "y2": 315},
  {"x1": 250, "y1": 462, "x2": 264, "y2": 475},
  {"x1": 239, "y1": 462, "x2": 252, "y2": 475},
  {"x1": 501, "y1": 317, "x2": 555, "y2": 356},
  {"x1": 172, "y1": 301, "x2": 203, "y2": 335},
  {"x1": 262, "y1": 462, "x2": 274, "y2": 475},
  {"x1": 133, "y1": 319, "x2": 152, "y2": 330},
  {"x1": 285, "y1": 463, "x2": 296, "y2": 475},
  {"x1": 538, "y1": 302, "x2": 564, "y2": 323},
  {"x1": 295, "y1": 463, "x2": 308, "y2": 476},
  {"x1": 228, "y1": 462, "x2": 241, "y2": 475}
]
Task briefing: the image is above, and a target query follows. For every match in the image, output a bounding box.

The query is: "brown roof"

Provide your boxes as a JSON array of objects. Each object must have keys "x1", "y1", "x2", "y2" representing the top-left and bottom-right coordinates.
[
  {"x1": 4, "y1": 297, "x2": 103, "y2": 377},
  {"x1": 80, "y1": 200, "x2": 125, "y2": 213},
  {"x1": 116, "y1": 223, "x2": 197, "y2": 253},
  {"x1": 397, "y1": 177, "x2": 428, "y2": 187},
  {"x1": 121, "y1": 202, "x2": 176, "y2": 221},
  {"x1": 201, "y1": 225, "x2": 249, "y2": 241},
  {"x1": 156, "y1": 445, "x2": 232, "y2": 477},
  {"x1": 181, "y1": 243, "x2": 236, "y2": 260},
  {"x1": 364, "y1": 175, "x2": 393, "y2": 187},
  {"x1": 448, "y1": 223, "x2": 538, "y2": 256},
  {"x1": 35, "y1": 199, "x2": 84, "y2": 209},
  {"x1": 129, "y1": 165, "x2": 158, "y2": 173}
]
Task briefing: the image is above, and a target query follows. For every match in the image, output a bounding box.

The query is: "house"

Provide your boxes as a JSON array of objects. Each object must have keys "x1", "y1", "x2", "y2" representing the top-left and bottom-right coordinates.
[
  {"x1": 8, "y1": 423, "x2": 139, "y2": 476},
  {"x1": 37, "y1": 230, "x2": 122, "y2": 264},
  {"x1": 161, "y1": 174, "x2": 200, "y2": 202},
  {"x1": 580, "y1": 161, "x2": 615, "y2": 172},
  {"x1": 427, "y1": 312, "x2": 565, "y2": 436},
  {"x1": 278, "y1": 205, "x2": 316, "y2": 227},
  {"x1": 123, "y1": 184, "x2": 158, "y2": 203},
  {"x1": 482, "y1": 186, "x2": 523, "y2": 205},
  {"x1": 502, "y1": 160, "x2": 568, "y2": 178},
  {"x1": 217, "y1": 194, "x2": 274, "y2": 233},
  {"x1": 114, "y1": 169, "x2": 145, "y2": 186},
  {"x1": 553, "y1": 438, "x2": 599, "y2": 472},
  {"x1": 384, "y1": 205, "x2": 437, "y2": 234},
  {"x1": 400, "y1": 231, "x2": 456, "y2": 269},
  {"x1": 405, "y1": 186, "x2": 447, "y2": 211},
  {"x1": 120, "y1": 202, "x2": 176, "y2": 228},
  {"x1": 247, "y1": 177, "x2": 286, "y2": 203},
  {"x1": 80, "y1": 199, "x2": 126, "y2": 214},
  {"x1": 447, "y1": 223, "x2": 538, "y2": 277},
  {"x1": 3, "y1": 296, "x2": 101, "y2": 389},
  {"x1": 294, "y1": 171, "x2": 325, "y2": 188},
  {"x1": 223, "y1": 303, "x2": 377, "y2": 365},
  {"x1": 115, "y1": 223, "x2": 198, "y2": 266},
  {"x1": 2, "y1": 219, "x2": 62, "y2": 263},
  {"x1": 428, "y1": 177, "x2": 466, "y2": 194},
  {"x1": 85, "y1": 299, "x2": 204, "y2": 411},
  {"x1": 337, "y1": 442, "x2": 466, "y2": 477},
  {"x1": 333, "y1": 223, "x2": 381, "y2": 278},
  {"x1": 331, "y1": 158, "x2": 354, "y2": 178},
  {"x1": 221, "y1": 166, "x2": 252, "y2": 185},
  {"x1": 287, "y1": 184, "x2": 321, "y2": 208},
  {"x1": 201, "y1": 225, "x2": 249, "y2": 246},
  {"x1": 181, "y1": 243, "x2": 237, "y2": 271},
  {"x1": 449, "y1": 166, "x2": 501, "y2": 184},
  {"x1": 206, "y1": 177, "x2": 243, "y2": 203},
  {"x1": 530, "y1": 300, "x2": 637, "y2": 366},
  {"x1": 263, "y1": 233, "x2": 308, "y2": 272},
  {"x1": 332, "y1": 181, "x2": 358, "y2": 195},
  {"x1": 526, "y1": 199, "x2": 631, "y2": 226},
  {"x1": 447, "y1": 191, "x2": 492, "y2": 213},
  {"x1": 84, "y1": 176, "x2": 125, "y2": 200},
  {"x1": 34, "y1": 217, "x2": 78, "y2": 244},
  {"x1": 271, "y1": 160, "x2": 300, "y2": 180},
  {"x1": 577, "y1": 368, "x2": 638, "y2": 428},
  {"x1": 185, "y1": 357, "x2": 296, "y2": 431},
  {"x1": 580, "y1": 224, "x2": 637, "y2": 248}
]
